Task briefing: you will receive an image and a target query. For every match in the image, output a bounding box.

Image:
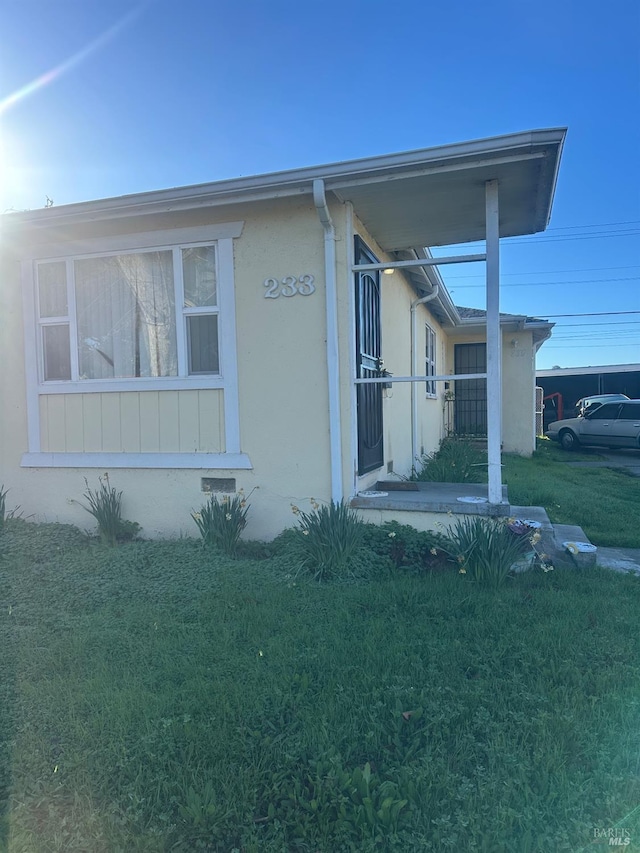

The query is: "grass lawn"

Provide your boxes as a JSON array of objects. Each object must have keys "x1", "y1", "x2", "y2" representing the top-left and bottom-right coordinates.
[
  {"x1": 2, "y1": 520, "x2": 640, "y2": 851},
  {"x1": 502, "y1": 441, "x2": 640, "y2": 548}
]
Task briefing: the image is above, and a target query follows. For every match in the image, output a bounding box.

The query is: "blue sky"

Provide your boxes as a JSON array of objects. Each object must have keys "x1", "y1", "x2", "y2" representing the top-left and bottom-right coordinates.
[{"x1": 1, "y1": 0, "x2": 638, "y2": 369}]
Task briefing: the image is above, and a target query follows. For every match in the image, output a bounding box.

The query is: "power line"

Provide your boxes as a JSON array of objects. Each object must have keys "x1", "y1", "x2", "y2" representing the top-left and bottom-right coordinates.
[
  {"x1": 539, "y1": 311, "x2": 640, "y2": 318},
  {"x1": 462, "y1": 231, "x2": 640, "y2": 247},
  {"x1": 545, "y1": 335, "x2": 639, "y2": 343},
  {"x1": 433, "y1": 227, "x2": 640, "y2": 250},
  {"x1": 552, "y1": 321, "x2": 640, "y2": 327},
  {"x1": 509, "y1": 230, "x2": 640, "y2": 245},
  {"x1": 450, "y1": 276, "x2": 640, "y2": 289},
  {"x1": 445, "y1": 265, "x2": 640, "y2": 279},
  {"x1": 544, "y1": 220, "x2": 640, "y2": 231},
  {"x1": 543, "y1": 342, "x2": 639, "y2": 348}
]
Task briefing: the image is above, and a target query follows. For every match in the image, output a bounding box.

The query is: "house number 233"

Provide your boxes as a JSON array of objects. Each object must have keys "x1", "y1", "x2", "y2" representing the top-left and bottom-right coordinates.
[{"x1": 263, "y1": 274, "x2": 316, "y2": 298}]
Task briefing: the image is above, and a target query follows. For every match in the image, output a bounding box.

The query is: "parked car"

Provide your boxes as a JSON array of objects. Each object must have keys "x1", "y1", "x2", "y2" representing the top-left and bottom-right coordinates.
[
  {"x1": 574, "y1": 393, "x2": 629, "y2": 417},
  {"x1": 546, "y1": 400, "x2": 640, "y2": 451}
]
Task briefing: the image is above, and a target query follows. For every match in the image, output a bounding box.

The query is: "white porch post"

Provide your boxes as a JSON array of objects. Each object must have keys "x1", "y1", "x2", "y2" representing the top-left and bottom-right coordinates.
[{"x1": 485, "y1": 179, "x2": 504, "y2": 505}]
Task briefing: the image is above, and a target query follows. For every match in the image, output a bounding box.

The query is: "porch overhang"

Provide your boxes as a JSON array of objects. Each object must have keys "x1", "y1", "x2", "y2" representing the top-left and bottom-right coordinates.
[{"x1": 328, "y1": 128, "x2": 566, "y2": 250}]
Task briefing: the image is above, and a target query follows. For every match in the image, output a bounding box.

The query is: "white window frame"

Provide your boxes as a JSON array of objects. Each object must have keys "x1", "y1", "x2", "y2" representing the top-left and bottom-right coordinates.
[
  {"x1": 425, "y1": 323, "x2": 436, "y2": 398},
  {"x1": 20, "y1": 223, "x2": 252, "y2": 469}
]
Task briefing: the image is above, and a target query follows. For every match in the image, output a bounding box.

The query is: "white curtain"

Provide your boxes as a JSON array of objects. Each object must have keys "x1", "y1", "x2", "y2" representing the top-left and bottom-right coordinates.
[{"x1": 75, "y1": 251, "x2": 177, "y2": 379}]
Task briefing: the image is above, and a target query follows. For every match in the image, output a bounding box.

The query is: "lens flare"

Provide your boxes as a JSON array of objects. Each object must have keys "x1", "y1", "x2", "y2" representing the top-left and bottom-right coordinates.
[{"x1": 0, "y1": 3, "x2": 149, "y2": 116}]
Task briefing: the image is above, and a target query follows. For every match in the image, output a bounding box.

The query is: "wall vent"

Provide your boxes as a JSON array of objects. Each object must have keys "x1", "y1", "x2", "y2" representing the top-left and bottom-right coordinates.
[{"x1": 201, "y1": 477, "x2": 236, "y2": 493}]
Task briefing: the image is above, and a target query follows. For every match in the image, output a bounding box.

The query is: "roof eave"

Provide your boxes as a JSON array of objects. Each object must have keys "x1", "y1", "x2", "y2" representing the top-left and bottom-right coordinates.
[{"x1": 2, "y1": 127, "x2": 567, "y2": 233}]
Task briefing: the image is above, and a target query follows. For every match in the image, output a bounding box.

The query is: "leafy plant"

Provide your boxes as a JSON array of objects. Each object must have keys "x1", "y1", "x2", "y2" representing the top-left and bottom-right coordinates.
[
  {"x1": 81, "y1": 475, "x2": 140, "y2": 545},
  {"x1": 446, "y1": 515, "x2": 531, "y2": 588},
  {"x1": 293, "y1": 499, "x2": 364, "y2": 581},
  {"x1": 362, "y1": 521, "x2": 452, "y2": 572},
  {"x1": 192, "y1": 491, "x2": 250, "y2": 556},
  {"x1": 412, "y1": 437, "x2": 486, "y2": 483},
  {"x1": 256, "y1": 757, "x2": 409, "y2": 845}
]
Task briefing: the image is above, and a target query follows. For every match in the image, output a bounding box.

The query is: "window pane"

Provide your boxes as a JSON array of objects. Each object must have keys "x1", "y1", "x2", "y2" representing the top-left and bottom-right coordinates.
[
  {"x1": 589, "y1": 404, "x2": 619, "y2": 420},
  {"x1": 187, "y1": 315, "x2": 219, "y2": 374},
  {"x1": 425, "y1": 326, "x2": 435, "y2": 395},
  {"x1": 75, "y1": 251, "x2": 177, "y2": 379},
  {"x1": 182, "y1": 246, "x2": 216, "y2": 307},
  {"x1": 43, "y1": 324, "x2": 71, "y2": 380},
  {"x1": 38, "y1": 262, "x2": 67, "y2": 318},
  {"x1": 619, "y1": 404, "x2": 640, "y2": 420}
]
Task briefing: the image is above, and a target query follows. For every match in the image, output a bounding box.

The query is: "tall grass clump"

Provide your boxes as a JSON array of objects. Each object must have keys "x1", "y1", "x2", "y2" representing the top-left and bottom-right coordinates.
[
  {"x1": 0, "y1": 485, "x2": 20, "y2": 533},
  {"x1": 447, "y1": 516, "x2": 530, "y2": 588},
  {"x1": 412, "y1": 437, "x2": 486, "y2": 483},
  {"x1": 293, "y1": 499, "x2": 364, "y2": 581},
  {"x1": 0, "y1": 485, "x2": 7, "y2": 533},
  {"x1": 82, "y1": 475, "x2": 140, "y2": 545},
  {"x1": 192, "y1": 492, "x2": 250, "y2": 556}
]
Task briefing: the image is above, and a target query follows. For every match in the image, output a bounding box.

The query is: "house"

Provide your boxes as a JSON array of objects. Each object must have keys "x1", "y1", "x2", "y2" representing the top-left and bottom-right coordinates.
[{"x1": 0, "y1": 129, "x2": 565, "y2": 540}]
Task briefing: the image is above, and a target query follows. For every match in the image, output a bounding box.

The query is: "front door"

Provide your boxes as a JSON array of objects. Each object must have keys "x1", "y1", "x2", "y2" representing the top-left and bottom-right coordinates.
[
  {"x1": 454, "y1": 343, "x2": 487, "y2": 436},
  {"x1": 355, "y1": 236, "x2": 384, "y2": 474}
]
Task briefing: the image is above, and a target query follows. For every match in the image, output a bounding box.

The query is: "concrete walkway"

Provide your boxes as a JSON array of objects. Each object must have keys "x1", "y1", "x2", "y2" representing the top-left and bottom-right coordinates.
[
  {"x1": 592, "y1": 546, "x2": 640, "y2": 574},
  {"x1": 561, "y1": 448, "x2": 640, "y2": 477}
]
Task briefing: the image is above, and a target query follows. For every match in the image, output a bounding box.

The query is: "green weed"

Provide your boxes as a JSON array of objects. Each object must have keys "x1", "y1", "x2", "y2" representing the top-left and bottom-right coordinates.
[
  {"x1": 0, "y1": 485, "x2": 21, "y2": 533},
  {"x1": 411, "y1": 437, "x2": 486, "y2": 483},
  {"x1": 292, "y1": 499, "x2": 365, "y2": 581},
  {"x1": 192, "y1": 491, "x2": 250, "y2": 556},
  {"x1": 362, "y1": 521, "x2": 453, "y2": 572},
  {"x1": 0, "y1": 485, "x2": 6, "y2": 533},
  {"x1": 446, "y1": 515, "x2": 531, "y2": 588},
  {"x1": 81, "y1": 475, "x2": 140, "y2": 545}
]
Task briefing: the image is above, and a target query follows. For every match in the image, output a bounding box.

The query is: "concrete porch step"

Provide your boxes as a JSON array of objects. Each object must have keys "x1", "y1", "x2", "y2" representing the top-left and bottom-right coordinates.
[
  {"x1": 353, "y1": 491, "x2": 600, "y2": 570},
  {"x1": 510, "y1": 504, "x2": 597, "y2": 568},
  {"x1": 351, "y1": 481, "x2": 511, "y2": 516}
]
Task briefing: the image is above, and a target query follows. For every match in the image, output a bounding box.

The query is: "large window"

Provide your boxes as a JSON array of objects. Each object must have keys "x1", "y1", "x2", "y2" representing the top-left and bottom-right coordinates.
[
  {"x1": 36, "y1": 243, "x2": 219, "y2": 383},
  {"x1": 425, "y1": 324, "x2": 436, "y2": 397}
]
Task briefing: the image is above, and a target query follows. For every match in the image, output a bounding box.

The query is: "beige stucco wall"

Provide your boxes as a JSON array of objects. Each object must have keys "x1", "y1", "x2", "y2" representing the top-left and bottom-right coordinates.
[
  {"x1": 501, "y1": 331, "x2": 537, "y2": 454},
  {"x1": 415, "y1": 316, "x2": 448, "y2": 461},
  {"x1": 232, "y1": 197, "x2": 336, "y2": 537},
  {"x1": 0, "y1": 197, "x2": 339, "y2": 540}
]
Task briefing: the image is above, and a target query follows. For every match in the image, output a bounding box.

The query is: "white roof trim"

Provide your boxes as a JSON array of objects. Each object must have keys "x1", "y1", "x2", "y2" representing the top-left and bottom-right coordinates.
[{"x1": 5, "y1": 128, "x2": 567, "y2": 234}]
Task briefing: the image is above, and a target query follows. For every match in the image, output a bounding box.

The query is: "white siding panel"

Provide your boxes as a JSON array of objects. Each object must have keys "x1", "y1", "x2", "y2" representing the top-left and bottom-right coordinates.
[
  {"x1": 101, "y1": 393, "x2": 122, "y2": 452},
  {"x1": 198, "y1": 390, "x2": 224, "y2": 452},
  {"x1": 46, "y1": 396, "x2": 67, "y2": 452},
  {"x1": 178, "y1": 390, "x2": 200, "y2": 453},
  {"x1": 82, "y1": 395, "x2": 103, "y2": 452},
  {"x1": 120, "y1": 394, "x2": 141, "y2": 452},
  {"x1": 139, "y1": 393, "x2": 160, "y2": 452},
  {"x1": 158, "y1": 392, "x2": 180, "y2": 452},
  {"x1": 39, "y1": 398, "x2": 49, "y2": 452},
  {"x1": 64, "y1": 394, "x2": 84, "y2": 452}
]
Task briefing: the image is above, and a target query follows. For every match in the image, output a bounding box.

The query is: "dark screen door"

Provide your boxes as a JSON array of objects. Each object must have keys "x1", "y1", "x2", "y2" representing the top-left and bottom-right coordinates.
[
  {"x1": 454, "y1": 343, "x2": 487, "y2": 436},
  {"x1": 355, "y1": 237, "x2": 384, "y2": 474}
]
